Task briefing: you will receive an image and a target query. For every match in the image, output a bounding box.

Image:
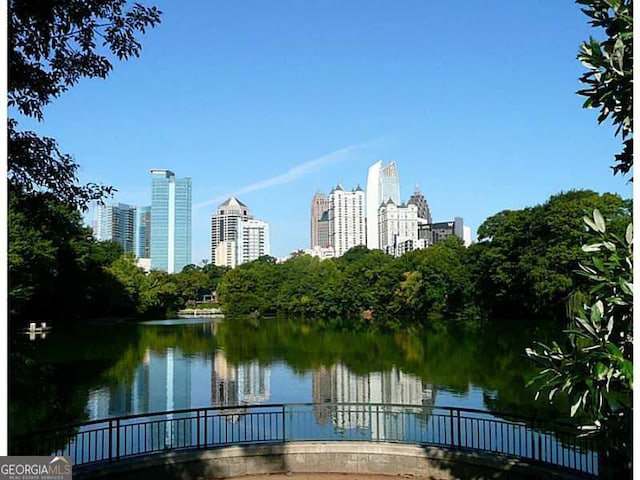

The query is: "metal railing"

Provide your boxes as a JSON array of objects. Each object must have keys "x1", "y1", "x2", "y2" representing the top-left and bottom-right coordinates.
[{"x1": 11, "y1": 403, "x2": 599, "y2": 477}]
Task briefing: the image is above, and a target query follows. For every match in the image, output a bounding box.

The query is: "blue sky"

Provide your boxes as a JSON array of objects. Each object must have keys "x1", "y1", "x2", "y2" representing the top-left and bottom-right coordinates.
[{"x1": 14, "y1": 0, "x2": 632, "y2": 261}]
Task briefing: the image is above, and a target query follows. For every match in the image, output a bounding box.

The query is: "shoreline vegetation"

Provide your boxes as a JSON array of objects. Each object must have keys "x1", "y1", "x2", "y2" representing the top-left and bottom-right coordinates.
[{"x1": 9, "y1": 188, "x2": 630, "y2": 333}]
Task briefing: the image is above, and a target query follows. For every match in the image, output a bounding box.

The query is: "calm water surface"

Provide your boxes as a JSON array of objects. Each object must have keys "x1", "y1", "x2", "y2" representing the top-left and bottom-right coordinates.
[{"x1": 10, "y1": 317, "x2": 567, "y2": 436}]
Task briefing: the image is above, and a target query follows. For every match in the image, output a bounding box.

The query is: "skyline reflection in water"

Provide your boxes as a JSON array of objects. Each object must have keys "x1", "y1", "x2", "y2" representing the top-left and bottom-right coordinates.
[{"x1": 85, "y1": 342, "x2": 439, "y2": 431}]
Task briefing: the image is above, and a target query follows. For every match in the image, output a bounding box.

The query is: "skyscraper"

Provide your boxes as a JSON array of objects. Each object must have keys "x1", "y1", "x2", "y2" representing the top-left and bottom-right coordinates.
[
  {"x1": 237, "y1": 218, "x2": 270, "y2": 265},
  {"x1": 95, "y1": 202, "x2": 137, "y2": 254},
  {"x1": 328, "y1": 184, "x2": 365, "y2": 257},
  {"x1": 366, "y1": 160, "x2": 401, "y2": 249},
  {"x1": 150, "y1": 169, "x2": 192, "y2": 273},
  {"x1": 317, "y1": 210, "x2": 331, "y2": 248},
  {"x1": 407, "y1": 185, "x2": 432, "y2": 224},
  {"x1": 136, "y1": 205, "x2": 151, "y2": 259},
  {"x1": 210, "y1": 197, "x2": 252, "y2": 267},
  {"x1": 310, "y1": 191, "x2": 329, "y2": 248}
]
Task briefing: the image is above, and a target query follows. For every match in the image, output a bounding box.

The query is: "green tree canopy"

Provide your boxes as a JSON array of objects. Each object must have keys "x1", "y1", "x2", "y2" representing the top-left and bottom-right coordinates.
[{"x1": 9, "y1": 0, "x2": 162, "y2": 208}]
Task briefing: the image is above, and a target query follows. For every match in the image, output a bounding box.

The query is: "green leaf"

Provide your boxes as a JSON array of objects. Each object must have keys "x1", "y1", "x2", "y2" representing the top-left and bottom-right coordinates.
[
  {"x1": 592, "y1": 210, "x2": 606, "y2": 233},
  {"x1": 592, "y1": 256, "x2": 604, "y2": 270},
  {"x1": 589, "y1": 300, "x2": 603, "y2": 324},
  {"x1": 576, "y1": 315, "x2": 598, "y2": 338},
  {"x1": 606, "y1": 343, "x2": 623, "y2": 358},
  {"x1": 625, "y1": 223, "x2": 633, "y2": 245},
  {"x1": 619, "y1": 278, "x2": 633, "y2": 295},
  {"x1": 595, "y1": 362, "x2": 608, "y2": 380},
  {"x1": 570, "y1": 397, "x2": 582, "y2": 417},
  {"x1": 620, "y1": 360, "x2": 633, "y2": 384},
  {"x1": 583, "y1": 215, "x2": 599, "y2": 232},
  {"x1": 582, "y1": 243, "x2": 602, "y2": 252}
]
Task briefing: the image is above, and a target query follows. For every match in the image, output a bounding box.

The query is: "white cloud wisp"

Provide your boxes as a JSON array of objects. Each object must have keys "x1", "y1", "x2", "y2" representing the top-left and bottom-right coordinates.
[{"x1": 194, "y1": 142, "x2": 367, "y2": 209}]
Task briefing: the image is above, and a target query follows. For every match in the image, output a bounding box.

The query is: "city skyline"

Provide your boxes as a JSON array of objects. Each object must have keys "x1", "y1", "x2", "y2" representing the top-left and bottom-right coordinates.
[
  {"x1": 97, "y1": 161, "x2": 469, "y2": 266},
  {"x1": 18, "y1": 0, "x2": 630, "y2": 262}
]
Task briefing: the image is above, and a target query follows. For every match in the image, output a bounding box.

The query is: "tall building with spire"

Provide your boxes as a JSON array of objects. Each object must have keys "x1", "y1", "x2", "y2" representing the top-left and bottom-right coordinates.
[
  {"x1": 366, "y1": 160, "x2": 401, "y2": 249},
  {"x1": 310, "y1": 191, "x2": 329, "y2": 248},
  {"x1": 328, "y1": 183, "x2": 365, "y2": 257},
  {"x1": 150, "y1": 169, "x2": 192, "y2": 273},
  {"x1": 407, "y1": 185, "x2": 432, "y2": 223}
]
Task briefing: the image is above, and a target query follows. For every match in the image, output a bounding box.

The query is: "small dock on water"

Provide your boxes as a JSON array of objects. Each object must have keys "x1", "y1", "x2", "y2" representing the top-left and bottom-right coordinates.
[
  {"x1": 23, "y1": 322, "x2": 52, "y2": 340},
  {"x1": 177, "y1": 308, "x2": 224, "y2": 318}
]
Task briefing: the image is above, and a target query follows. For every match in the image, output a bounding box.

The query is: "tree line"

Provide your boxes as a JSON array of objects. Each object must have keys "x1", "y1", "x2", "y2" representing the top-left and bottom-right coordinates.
[
  {"x1": 8, "y1": 195, "x2": 229, "y2": 325},
  {"x1": 217, "y1": 189, "x2": 630, "y2": 330}
]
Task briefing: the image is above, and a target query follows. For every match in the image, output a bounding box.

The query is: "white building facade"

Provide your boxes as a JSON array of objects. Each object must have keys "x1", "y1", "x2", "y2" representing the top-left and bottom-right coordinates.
[
  {"x1": 211, "y1": 197, "x2": 252, "y2": 267},
  {"x1": 237, "y1": 218, "x2": 270, "y2": 265},
  {"x1": 378, "y1": 201, "x2": 418, "y2": 257},
  {"x1": 214, "y1": 241, "x2": 237, "y2": 269},
  {"x1": 328, "y1": 184, "x2": 365, "y2": 257}
]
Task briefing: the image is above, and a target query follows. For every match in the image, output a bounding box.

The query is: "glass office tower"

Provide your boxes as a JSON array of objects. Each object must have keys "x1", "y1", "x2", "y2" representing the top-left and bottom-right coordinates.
[
  {"x1": 95, "y1": 202, "x2": 137, "y2": 254},
  {"x1": 150, "y1": 169, "x2": 192, "y2": 273},
  {"x1": 366, "y1": 160, "x2": 401, "y2": 249},
  {"x1": 137, "y1": 206, "x2": 152, "y2": 259}
]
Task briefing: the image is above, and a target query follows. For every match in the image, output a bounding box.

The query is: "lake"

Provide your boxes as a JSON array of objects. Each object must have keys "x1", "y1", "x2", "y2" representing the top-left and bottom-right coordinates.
[{"x1": 9, "y1": 317, "x2": 568, "y2": 438}]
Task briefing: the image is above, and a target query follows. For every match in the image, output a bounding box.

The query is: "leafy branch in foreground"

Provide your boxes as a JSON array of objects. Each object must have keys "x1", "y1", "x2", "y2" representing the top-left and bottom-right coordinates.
[
  {"x1": 576, "y1": 0, "x2": 633, "y2": 176},
  {"x1": 526, "y1": 209, "x2": 632, "y2": 472}
]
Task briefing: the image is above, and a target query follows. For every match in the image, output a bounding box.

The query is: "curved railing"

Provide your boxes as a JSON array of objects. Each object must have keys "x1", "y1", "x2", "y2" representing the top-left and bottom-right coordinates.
[{"x1": 11, "y1": 403, "x2": 599, "y2": 477}]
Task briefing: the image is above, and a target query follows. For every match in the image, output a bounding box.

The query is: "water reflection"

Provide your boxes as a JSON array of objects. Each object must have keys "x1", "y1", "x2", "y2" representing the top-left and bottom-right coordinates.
[
  {"x1": 84, "y1": 342, "x2": 442, "y2": 432},
  {"x1": 312, "y1": 365, "x2": 436, "y2": 439},
  {"x1": 86, "y1": 346, "x2": 274, "y2": 421},
  {"x1": 11, "y1": 317, "x2": 567, "y2": 442}
]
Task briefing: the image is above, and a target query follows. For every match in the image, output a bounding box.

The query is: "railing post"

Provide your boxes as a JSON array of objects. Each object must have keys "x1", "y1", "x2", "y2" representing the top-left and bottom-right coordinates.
[
  {"x1": 108, "y1": 420, "x2": 113, "y2": 462},
  {"x1": 204, "y1": 410, "x2": 208, "y2": 447},
  {"x1": 449, "y1": 409, "x2": 455, "y2": 446},
  {"x1": 197, "y1": 410, "x2": 201, "y2": 448},
  {"x1": 529, "y1": 427, "x2": 534, "y2": 460},
  {"x1": 281, "y1": 405, "x2": 286, "y2": 443},
  {"x1": 116, "y1": 419, "x2": 120, "y2": 460},
  {"x1": 456, "y1": 409, "x2": 461, "y2": 448},
  {"x1": 538, "y1": 432, "x2": 542, "y2": 462}
]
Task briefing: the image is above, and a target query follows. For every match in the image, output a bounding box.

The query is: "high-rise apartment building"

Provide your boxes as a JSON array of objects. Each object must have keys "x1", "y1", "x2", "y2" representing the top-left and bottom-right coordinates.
[
  {"x1": 95, "y1": 203, "x2": 137, "y2": 254},
  {"x1": 210, "y1": 197, "x2": 252, "y2": 267},
  {"x1": 328, "y1": 184, "x2": 365, "y2": 257},
  {"x1": 211, "y1": 198, "x2": 270, "y2": 268},
  {"x1": 366, "y1": 160, "x2": 401, "y2": 249},
  {"x1": 310, "y1": 192, "x2": 329, "y2": 248},
  {"x1": 150, "y1": 169, "x2": 192, "y2": 273},
  {"x1": 214, "y1": 241, "x2": 237, "y2": 270},
  {"x1": 237, "y1": 218, "x2": 270, "y2": 265},
  {"x1": 407, "y1": 186, "x2": 432, "y2": 223},
  {"x1": 136, "y1": 205, "x2": 151, "y2": 259},
  {"x1": 378, "y1": 200, "x2": 418, "y2": 256}
]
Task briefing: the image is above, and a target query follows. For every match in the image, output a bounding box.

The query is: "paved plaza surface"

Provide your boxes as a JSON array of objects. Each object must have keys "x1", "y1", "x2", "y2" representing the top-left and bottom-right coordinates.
[{"x1": 226, "y1": 474, "x2": 440, "y2": 480}]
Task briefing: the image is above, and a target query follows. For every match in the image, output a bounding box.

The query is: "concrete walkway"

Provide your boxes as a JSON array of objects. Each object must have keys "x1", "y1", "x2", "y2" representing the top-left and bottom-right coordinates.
[{"x1": 226, "y1": 474, "x2": 440, "y2": 480}]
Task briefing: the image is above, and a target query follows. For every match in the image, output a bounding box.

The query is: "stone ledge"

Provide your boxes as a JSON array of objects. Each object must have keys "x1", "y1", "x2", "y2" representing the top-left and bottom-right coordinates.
[{"x1": 74, "y1": 441, "x2": 591, "y2": 480}]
